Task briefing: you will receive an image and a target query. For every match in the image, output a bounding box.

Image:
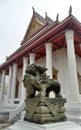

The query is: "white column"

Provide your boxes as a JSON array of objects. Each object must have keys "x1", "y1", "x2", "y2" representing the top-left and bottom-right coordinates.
[
  {"x1": 7, "y1": 66, "x2": 13, "y2": 99},
  {"x1": 45, "y1": 43, "x2": 52, "y2": 78},
  {"x1": 21, "y1": 57, "x2": 28, "y2": 99},
  {"x1": 11, "y1": 63, "x2": 18, "y2": 99},
  {"x1": 29, "y1": 53, "x2": 35, "y2": 64},
  {"x1": 0, "y1": 70, "x2": 6, "y2": 100},
  {"x1": 65, "y1": 30, "x2": 80, "y2": 102}
]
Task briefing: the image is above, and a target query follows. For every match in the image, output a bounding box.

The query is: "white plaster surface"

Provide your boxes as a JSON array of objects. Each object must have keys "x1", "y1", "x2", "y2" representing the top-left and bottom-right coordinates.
[{"x1": 7, "y1": 120, "x2": 81, "y2": 130}]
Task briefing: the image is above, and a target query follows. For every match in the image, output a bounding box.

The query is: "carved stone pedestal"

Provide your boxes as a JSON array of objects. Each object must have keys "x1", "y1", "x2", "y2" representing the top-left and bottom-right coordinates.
[{"x1": 24, "y1": 97, "x2": 66, "y2": 124}]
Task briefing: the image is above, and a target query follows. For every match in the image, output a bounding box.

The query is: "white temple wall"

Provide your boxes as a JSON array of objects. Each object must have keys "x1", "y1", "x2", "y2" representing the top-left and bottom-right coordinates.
[
  {"x1": 36, "y1": 48, "x2": 69, "y2": 97},
  {"x1": 17, "y1": 68, "x2": 22, "y2": 82},
  {"x1": 52, "y1": 49, "x2": 81, "y2": 96},
  {"x1": 52, "y1": 48, "x2": 69, "y2": 97},
  {"x1": 35, "y1": 56, "x2": 46, "y2": 67},
  {"x1": 76, "y1": 55, "x2": 81, "y2": 75},
  {"x1": 76, "y1": 55, "x2": 81, "y2": 94},
  {"x1": 17, "y1": 68, "x2": 22, "y2": 98},
  {"x1": 3, "y1": 75, "x2": 8, "y2": 99}
]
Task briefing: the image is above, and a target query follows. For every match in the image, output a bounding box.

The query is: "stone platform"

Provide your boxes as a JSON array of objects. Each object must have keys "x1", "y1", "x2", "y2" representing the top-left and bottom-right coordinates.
[
  {"x1": 6, "y1": 120, "x2": 81, "y2": 130},
  {"x1": 0, "y1": 122, "x2": 13, "y2": 130}
]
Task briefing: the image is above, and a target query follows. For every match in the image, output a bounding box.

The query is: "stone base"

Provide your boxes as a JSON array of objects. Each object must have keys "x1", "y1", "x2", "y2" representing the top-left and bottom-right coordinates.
[
  {"x1": 6, "y1": 120, "x2": 81, "y2": 130},
  {"x1": 24, "y1": 97, "x2": 66, "y2": 124}
]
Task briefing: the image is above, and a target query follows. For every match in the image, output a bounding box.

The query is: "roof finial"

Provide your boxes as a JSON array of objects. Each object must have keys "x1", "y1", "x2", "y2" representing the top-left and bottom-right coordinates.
[
  {"x1": 45, "y1": 11, "x2": 47, "y2": 19},
  {"x1": 45, "y1": 12, "x2": 49, "y2": 25},
  {"x1": 32, "y1": 7, "x2": 35, "y2": 14},
  {"x1": 69, "y1": 5, "x2": 72, "y2": 16},
  {"x1": 6, "y1": 55, "x2": 8, "y2": 60},
  {"x1": 56, "y1": 13, "x2": 59, "y2": 21}
]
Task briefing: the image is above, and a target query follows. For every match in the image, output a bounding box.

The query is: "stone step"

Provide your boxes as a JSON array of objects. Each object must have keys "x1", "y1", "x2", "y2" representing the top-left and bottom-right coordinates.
[
  {"x1": 0, "y1": 122, "x2": 13, "y2": 130},
  {"x1": 10, "y1": 112, "x2": 21, "y2": 123},
  {"x1": 0, "y1": 112, "x2": 9, "y2": 122}
]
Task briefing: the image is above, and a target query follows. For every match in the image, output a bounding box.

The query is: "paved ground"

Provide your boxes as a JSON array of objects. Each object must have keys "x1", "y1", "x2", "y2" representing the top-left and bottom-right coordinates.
[
  {"x1": 0, "y1": 122, "x2": 13, "y2": 130},
  {"x1": 0, "y1": 121, "x2": 81, "y2": 130}
]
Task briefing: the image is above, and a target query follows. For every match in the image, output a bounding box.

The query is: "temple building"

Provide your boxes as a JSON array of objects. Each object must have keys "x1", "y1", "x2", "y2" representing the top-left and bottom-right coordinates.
[{"x1": 0, "y1": 6, "x2": 81, "y2": 122}]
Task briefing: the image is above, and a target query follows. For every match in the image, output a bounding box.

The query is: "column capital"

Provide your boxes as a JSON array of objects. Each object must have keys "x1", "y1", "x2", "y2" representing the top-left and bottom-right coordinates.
[
  {"x1": 65, "y1": 30, "x2": 74, "y2": 41},
  {"x1": 23, "y1": 57, "x2": 28, "y2": 65},
  {"x1": 9, "y1": 65, "x2": 13, "y2": 70},
  {"x1": 13, "y1": 63, "x2": 18, "y2": 70},
  {"x1": 45, "y1": 43, "x2": 52, "y2": 52},
  {"x1": 23, "y1": 56, "x2": 28, "y2": 61},
  {"x1": 13, "y1": 63, "x2": 18, "y2": 67},
  {"x1": 2, "y1": 69, "x2": 6, "y2": 73},
  {"x1": 29, "y1": 53, "x2": 35, "y2": 64},
  {"x1": 30, "y1": 53, "x2": 35, "y2": 57}
]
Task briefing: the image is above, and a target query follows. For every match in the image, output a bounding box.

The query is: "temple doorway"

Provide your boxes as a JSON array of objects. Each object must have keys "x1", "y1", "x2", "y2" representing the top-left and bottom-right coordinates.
[{"x1": 52, "y1": 68, "x2": 58, "y2": 80}]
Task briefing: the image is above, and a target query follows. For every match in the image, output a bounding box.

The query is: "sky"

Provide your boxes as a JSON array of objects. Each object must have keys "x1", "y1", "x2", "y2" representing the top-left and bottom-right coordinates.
[{"x1": 0, "y1": 0, "x2": 81, "y2": 64}]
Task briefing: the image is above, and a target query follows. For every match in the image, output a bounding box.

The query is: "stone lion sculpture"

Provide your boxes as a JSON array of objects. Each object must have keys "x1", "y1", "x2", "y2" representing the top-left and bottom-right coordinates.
[{"x1": 23, "y1": 64, "x2": 62, "y2": 98}]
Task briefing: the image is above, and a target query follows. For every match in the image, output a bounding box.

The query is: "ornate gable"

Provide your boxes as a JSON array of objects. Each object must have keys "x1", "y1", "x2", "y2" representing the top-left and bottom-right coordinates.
[
  {"x1": 25, "y1": 18, "x2": 43, "y2": 39},
  {"x1": 22, "y1": 8, "x2": 46, "y2": 42}
]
